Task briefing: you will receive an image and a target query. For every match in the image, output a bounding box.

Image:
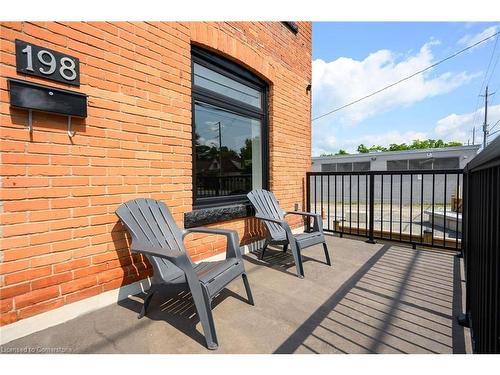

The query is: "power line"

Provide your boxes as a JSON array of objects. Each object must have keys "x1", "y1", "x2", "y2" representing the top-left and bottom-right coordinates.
[
  {"x1": 489, "y1": 118, "x2": 500, "y2": 131},
  {"x1": 313, "y1": 30, "x2": 500, "y2": 122},
  {"x1": 486, "y1": 36, "x2": 500, "y2": 86},
  {"x1": 488, "y1": 128, "x2": 500, "y2": 138},
  {"x1": 471, "y1": 32, "x2": 499, "y2": 131},
  {"x1": 492, "y1": 75, "x2": 500, "y2": 98}
]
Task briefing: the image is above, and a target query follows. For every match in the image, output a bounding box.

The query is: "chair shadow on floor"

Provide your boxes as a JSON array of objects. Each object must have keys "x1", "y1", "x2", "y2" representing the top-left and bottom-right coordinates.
[
  {"x1": 243, "y1": 244, "x2": 331, "y2": 277},
  {"x1": 117, "y1": 285, "x2": 250, "y2": 349}
]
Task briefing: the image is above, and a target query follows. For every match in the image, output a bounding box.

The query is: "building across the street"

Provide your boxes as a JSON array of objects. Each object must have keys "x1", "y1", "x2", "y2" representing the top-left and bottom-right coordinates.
[{"x1": 312, "y1": 145, "x2": 480, "y2": 172}]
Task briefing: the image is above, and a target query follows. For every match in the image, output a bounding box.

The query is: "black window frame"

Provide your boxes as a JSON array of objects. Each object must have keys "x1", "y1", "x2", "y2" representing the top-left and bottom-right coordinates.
[
  {"x1": 353, "y1": 161, "x2": 371, "y2": 171},
  {"x1": 321, "y1": 163, "x2": 337, "y2": 172},
  {"x1": 387, "y1": 159, "x2": 409, "y2": 171},
  {"x1": 433, "y1": 157, "x2": 460, "y2": 169},
  {"x1": 191, "y1": 46, "x2": 269, "y2": 209}
]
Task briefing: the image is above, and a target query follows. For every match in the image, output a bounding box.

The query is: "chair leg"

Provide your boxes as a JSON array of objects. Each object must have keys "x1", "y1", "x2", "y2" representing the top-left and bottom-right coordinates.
[
  {"x1": 189, "y1": 281, "x2": 218, "y2": 350},
  {"x1": 241, "y1": 273, "x2": 254, "y2": 305},
  {"x1": 289, "y1": 242, "x2": 304, "y2": 278},
  {"x1": 323, "y1": 242, "x2": 332, "y2": 266},
  {"x1": 198, "y1": 285, "x2": 218, "y2": 350},
  {"x1": 260, "y1": 239, "x2": 269, "y2": 260},
  {"x1": 138, "y1": 289, "x2": 156, "y2": 319},
  {"x1": 283, "y1": 243, "x2": 288, "y2": 253}
]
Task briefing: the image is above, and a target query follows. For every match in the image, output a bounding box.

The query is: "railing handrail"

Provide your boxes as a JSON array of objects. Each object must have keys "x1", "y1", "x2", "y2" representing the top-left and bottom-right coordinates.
[
  {"x1": 460, "y1": 134, "x2": 499, "y2": 353},
  {"x1": 464, "y1": 135, "x2": 500, "y2": 173},
  {"x1": 307, "y1": 168, "x2": 464, "y2": 176},
  {"x1": 306, "y1": 169, "x2": 463, "y2": 251}
]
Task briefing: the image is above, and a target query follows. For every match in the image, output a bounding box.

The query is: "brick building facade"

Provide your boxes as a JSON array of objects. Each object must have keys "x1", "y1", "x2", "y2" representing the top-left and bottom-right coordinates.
[{"x1": 0, "y1": 22, "x2": 312, "y2": 336}]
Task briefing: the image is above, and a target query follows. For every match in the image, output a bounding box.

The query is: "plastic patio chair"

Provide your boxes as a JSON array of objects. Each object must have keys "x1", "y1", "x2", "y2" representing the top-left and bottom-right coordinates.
[
  {"x1": 115, "y1": 198, "x2": 254, "y2": 350},
  {"x1": 247, "y1": 189, "x2": 331, "y2": 278}
]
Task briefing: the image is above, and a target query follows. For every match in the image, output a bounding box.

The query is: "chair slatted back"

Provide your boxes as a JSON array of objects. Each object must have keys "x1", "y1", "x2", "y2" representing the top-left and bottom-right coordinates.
[
  {"x1": 116, "y1": 198, "x2": 186, "y2": 282},
  {"x1": 247, "y1": 189, "x2": 286, "y2": 240}
]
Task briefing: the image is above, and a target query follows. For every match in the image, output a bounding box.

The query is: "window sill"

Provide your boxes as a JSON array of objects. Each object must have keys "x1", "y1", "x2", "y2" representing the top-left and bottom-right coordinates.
[{"x1": 184, "y1": 203, "x2": 255, "y2": 228}]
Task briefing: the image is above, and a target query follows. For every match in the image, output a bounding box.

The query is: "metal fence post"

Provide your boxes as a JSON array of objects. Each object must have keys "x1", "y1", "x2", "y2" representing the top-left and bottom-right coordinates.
[
  {"x1": 366, "y1": 173, "x2": 376, "y2": 244},
  {"x1": 458, "y1": 172, "x2": 470, "y2": 331},
  {"x1": 306, "y1": 172, "x2": 311, "y2": 232}
]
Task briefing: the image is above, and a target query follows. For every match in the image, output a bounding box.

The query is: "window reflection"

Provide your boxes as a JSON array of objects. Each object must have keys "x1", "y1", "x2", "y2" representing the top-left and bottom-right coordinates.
[
  {"x1": 194, "y1": 63, "x2": 261, "y2": 108},
  {"x1": 194, "y1": 102, "x2": 262, "y2": 198}
]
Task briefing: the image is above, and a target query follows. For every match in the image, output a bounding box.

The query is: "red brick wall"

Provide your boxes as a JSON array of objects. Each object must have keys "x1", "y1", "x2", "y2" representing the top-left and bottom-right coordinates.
[{"x1": 0, "y1": 22, "x2": 312, "y2": 326}]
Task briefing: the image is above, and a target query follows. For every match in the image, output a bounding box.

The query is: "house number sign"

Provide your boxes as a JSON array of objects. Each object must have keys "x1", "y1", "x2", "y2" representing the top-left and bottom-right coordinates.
[{"x1": 15, "y1": 39, "x2": 80, "y2": 86}]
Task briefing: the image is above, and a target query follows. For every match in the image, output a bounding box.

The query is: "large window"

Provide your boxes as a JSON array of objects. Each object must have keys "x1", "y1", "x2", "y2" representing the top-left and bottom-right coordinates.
[
  {"x1": 387, "y1": 157, "x2": 460, "y2": 171},
  {"x1": 433, "y1": 157, "x2": 459, "y2": 169},
  {"x1": 192, "y1": 47, "x2": 268, "y2": 207},
  {"x1": 321, "y1": 161, "x2": 370, "y2": 172}
]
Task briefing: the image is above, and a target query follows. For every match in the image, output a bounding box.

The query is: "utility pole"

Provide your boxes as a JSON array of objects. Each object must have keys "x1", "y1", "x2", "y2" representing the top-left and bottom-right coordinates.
[
  {"x1": 480, "y1": 86, "x2": 496, "y2": 148},
  {"x1": 482, "y1": 86, "x2": 489, "y2": 148},
  {"x1": 216, "y1": 121, "x2": 223, "y2": 194},
  {"x1": 472, "y1": 127, "x2": 475, "y2": 145}
]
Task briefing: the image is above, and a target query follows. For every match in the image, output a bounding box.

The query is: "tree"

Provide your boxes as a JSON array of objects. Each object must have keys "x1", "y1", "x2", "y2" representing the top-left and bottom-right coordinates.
[
  {"x1": 357, "y1": 144, "x2": 369, "y2": 153},
  {"x1": 368, "y1": 145, "x2": 387, "y2": 152},
  {"x1": 388, "y1": 143, "x2": 409, "y2": 151},
  {"x1": 357, "y1": 143, "x2": 390, "y2": 153},
  {"x1": 356, "y1": 139, "x2": 463, "y2": 154},
  {"x1": 320, "y1": 139, "x2": 463, "y2": 157}
]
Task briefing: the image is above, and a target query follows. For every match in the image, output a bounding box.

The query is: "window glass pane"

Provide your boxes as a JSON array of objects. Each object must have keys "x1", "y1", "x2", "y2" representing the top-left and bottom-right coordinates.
[
  {"x1": 433, "y1": 157, "x2": 459, "y2": 169},
  {"x1": 194, "y1": 63, "x2": 261, "y2": 108},
  {"x1": 409, "y1": 158, "x2": 433, "y2": 170},
  {"x1": 353, "y1": 161, "x2": 370, "y2": 171},
  {"x1": 387, "y1": 160, "x2": 408, "y2": 170},
  {"x1": 194, "y1": 102, "x2": 262, "y2": 198},
  {"x1": 321, "y1": 163, "x2": 336, "y2": 172},
  {"x1": 337, "y1": 163, "x2": 353, "y2": 172}
]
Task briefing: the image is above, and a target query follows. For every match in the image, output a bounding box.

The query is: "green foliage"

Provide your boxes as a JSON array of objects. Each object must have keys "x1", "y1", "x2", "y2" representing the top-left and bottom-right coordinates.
[
  {"x1": 358, "y1": 143, "x2": 388, "y2": 153},
  {"x1": 357, "y1": 144, "x2": 370, "y2": 153},
  {"x1": 358, "y1": 139, "x2": 463, "y2": 154},
  {"x1": 321, "y1": 139, "x2": 463, "y2": 157},
  {"x1": 321, "y1": 150, "x2": 350, "y2": 156}
]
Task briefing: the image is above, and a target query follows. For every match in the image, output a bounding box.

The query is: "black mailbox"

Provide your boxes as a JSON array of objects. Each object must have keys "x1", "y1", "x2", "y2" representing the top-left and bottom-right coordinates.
[{"x1": 8, "y1": 78, "x2": 87, "y2": 118}]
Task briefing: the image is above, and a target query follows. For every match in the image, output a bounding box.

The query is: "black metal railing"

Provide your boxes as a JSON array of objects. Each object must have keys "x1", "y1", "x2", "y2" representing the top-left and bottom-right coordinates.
[
  {"x1": 196, "y1": 174, "x2": 252, "y2": 198},
  {"x1": 306, "y1": 169, "x2": 463, "y2": 251},
  {"x1": 461, "y1": 136, "x2": 500, "y2": 353}
]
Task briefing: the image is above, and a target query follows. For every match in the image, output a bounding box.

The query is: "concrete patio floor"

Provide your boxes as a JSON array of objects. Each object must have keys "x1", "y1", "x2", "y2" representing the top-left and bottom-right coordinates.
[{"x1": 0, "y1": 234, "x2": 470, "y2": 354}]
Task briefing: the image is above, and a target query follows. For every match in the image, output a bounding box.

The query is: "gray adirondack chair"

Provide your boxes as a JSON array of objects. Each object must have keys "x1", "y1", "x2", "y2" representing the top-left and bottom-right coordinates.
[
  {"x1": 115, "y1": 198, "x2": 254, "y2": 350},
  {"x1": 247, "y1": 189, "x2": 331, "y2": 278}
]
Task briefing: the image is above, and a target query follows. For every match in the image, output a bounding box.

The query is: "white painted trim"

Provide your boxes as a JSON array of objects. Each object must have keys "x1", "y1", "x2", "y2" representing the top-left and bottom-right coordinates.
[{"x1": 0, "y1": 228, "x2": 305, "y2": 345}]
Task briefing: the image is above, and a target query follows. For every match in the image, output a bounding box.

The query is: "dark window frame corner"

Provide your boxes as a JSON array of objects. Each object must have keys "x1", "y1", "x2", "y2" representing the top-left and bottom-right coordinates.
[
  {"x1": 282, "y1": 22, "x2": 299, "y2": 34},
  {"x1": 191, "y1": 45, "x2": 269, "y2": 211}
]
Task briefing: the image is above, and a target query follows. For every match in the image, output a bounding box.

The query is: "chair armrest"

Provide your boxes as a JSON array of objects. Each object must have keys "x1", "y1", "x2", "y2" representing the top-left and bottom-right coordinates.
[
  {"x1": 254, "y1": 215, "x2": 296, "y2": 243},
  {"x1": 130, "y1": 243, "x2": 181, "y2": 260},
  {"x1": 182, "y1": 227, "x2": 242, "y2": 259},
  {"x1": 130, "y1": 242, "x2": 195, "y2": 275},
  {"x1": 130, "y1": 243, "x2": 203, "y2": 302},
  {"x1": 254, "y1": 215, "x2": 286, "y2": 225},
  {"x1": 285, "y1": 211, "x2": 318, "y2": 217},
  {"x1": 284, "y1": 211, "x2": 323, "y2": 232}
]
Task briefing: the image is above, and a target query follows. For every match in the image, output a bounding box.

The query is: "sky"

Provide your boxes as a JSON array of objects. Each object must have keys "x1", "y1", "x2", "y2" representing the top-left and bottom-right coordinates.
[{"x1": 312, "y1": 22, "x2": 500, "y2": 156}]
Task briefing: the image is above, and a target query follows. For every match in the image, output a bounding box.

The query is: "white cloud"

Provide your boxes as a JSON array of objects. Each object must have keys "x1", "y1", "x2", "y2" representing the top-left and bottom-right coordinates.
[
  {"x1": 313, "y1": 130, "x2": 428, "y2": 156},
  {"x1": 435, "y1": 104, "x2": 500, "y2": 143},
  {"x1": 312, "y1": 39, "x2": 479, "y2": 156},
  {"x1": 312, "y1": 41, "x2": 478, "y2": 127},
  {"x1": 458, "y1": 25, "x2": 499, "y2": 48}
]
